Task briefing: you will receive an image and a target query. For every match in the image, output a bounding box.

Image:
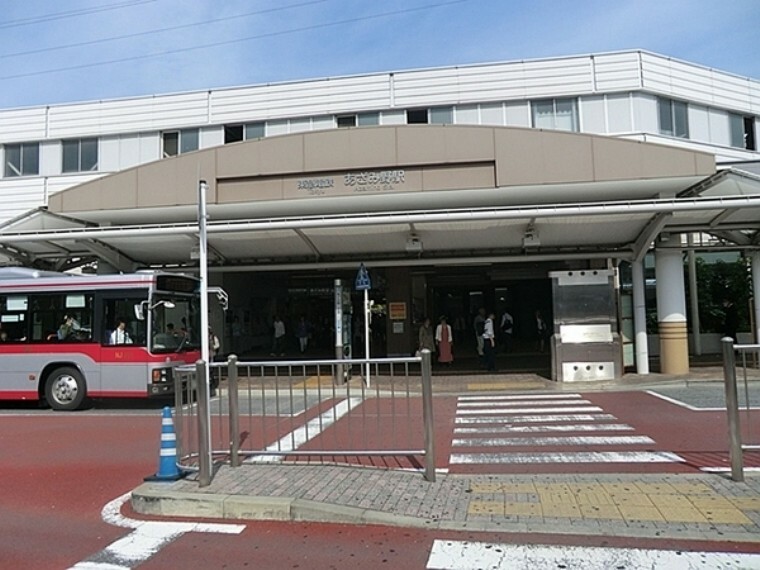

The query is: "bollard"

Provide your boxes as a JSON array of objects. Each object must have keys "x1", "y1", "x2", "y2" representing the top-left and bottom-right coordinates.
[
  {"x1": 722, "y1": 337, "x2": 744, "y2": 482},
  {"x1": 228, "y1": 354, "x2": 241, "y2": 467},
  {"x1": 196, "y1": 359, "x2": 212, "y2": 487},
  {"x1": 421, "y1": 349, "x2": 436, "y2": 482}
]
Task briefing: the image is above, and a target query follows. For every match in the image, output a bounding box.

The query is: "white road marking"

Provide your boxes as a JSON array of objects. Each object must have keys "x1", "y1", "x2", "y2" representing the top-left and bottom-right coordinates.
[
  {"x1": 701, "y1": 466, "x2": 760, "y2": 473},
  {"x1": 427, "y1": 540, "x2": 760, "y2": 569},
  {"x1": 458, "y1": 399, "x2": 592, "y2": 408},
  {"x1": 452, "y1": 435, "x2": 654, "y2": 447},
  {"x1": 247, "y1": 397, "x2": 363, "y2": 463},
  {"x1": 454, "y1": 423, "x2": 634, "y2": 434},
  {"x1": 450, "y1": 451, "x2": 684, "y2": 464},
  {"x1": 458, "y1": 394, "x2": 582, "y2": 401},
  {"x1": 70, "y1": 492, "x2": 245, "y2": 569},
  {"x1": 455, "y1": 413, "x2": 617, "y2": 424},
  {"x1": 457, "y1": 406, "x2": 603, "y2": 415}
]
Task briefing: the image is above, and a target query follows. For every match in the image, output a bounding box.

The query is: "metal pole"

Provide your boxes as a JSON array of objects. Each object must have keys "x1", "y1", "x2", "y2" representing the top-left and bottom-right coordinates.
[
  {"x1": 198, "y1": 180, "x2": 212, "y2": 475},
  {"x1": 364, "y1": 288, "x2": 371, "y2": 388},
  {"x1": 196, "y1": 359, "x2": 212, "y2": 486},
  {"x1": 687, "y1": 235, "x2": 702, "y2": 355},
  {"x1": 228, "y1": 354, "x2": 240, "y2": 467},
  {"x1": 334, "y1": 279, "x2": 344, "y2": 383},
  {"x1": 631, "y1": 259, "x2": 649, "y2": 374},
  {"x1": 722, "y1": 338, "x2": 744, "y2": 482},
  {"x1": 420, "y1": 349, "x2": 436, "y2": 482}
]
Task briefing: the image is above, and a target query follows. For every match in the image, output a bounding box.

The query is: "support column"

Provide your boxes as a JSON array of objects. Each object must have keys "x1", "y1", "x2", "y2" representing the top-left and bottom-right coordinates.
[
  {"x1": 751, "y1": 252, "x2": 760, "y2": 344},
  {"x1": 631, "y1": 259, "x2": 649, "y2": 375},
  {"x1": 687, "y1": 235, "x2": 702, "y2": 355},
  {"x1": 656, "y1": 247, "x2": 689, "y2": 374}
]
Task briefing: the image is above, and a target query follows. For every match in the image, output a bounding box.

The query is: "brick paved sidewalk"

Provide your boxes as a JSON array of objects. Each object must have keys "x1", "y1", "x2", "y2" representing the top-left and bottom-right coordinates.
[{"x1": 131, "y1": 465, "x2": 760, "y2": 543}]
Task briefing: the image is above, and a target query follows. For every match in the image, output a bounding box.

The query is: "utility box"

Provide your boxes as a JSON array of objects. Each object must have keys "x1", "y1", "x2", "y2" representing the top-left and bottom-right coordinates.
[{"x1": 549, "y1": 269, "x2": 622, "y2": 382}]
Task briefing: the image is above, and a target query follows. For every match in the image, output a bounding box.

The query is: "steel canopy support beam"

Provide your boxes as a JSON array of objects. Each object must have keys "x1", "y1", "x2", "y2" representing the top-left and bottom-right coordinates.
[
  {"x1": 631, "y1": 213, "x2": 671, "y2": 262},
  {"x1": 294, "y1": 229, "x2": 321, "y2": 260},
  {"x1": 76, "y1": 239, "x2": 137, "y2": 273}
]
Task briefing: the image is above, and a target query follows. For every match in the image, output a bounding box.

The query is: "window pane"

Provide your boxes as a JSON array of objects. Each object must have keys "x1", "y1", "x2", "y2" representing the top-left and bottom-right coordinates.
[
  {"x1": 430, "y1": 106, "x2": 453, "y2": 124},
  {"x1": 673, "y1": 100, "x2": 688, "y2": 138},
  {"x1": 224, "y1": 125, "x2": 244, "y2": 144},
  {"x1": 62, "y1": 140, "x2": 80, "y2": 173},
  {"x1": 729, "y1": 113, "x2": 744, "y2": 148},
  {"x1": 245, "y1": 122, "x2": 265, "y2": 139},
  {"x1": 532, "y1": 100, "x2": 554, "y2": 129},
  {"x1": 658, "y1": 98, "x2": 673, "y2": 136},
  {"x1": 337, "y1": 115, "x2": 357, "y2": 128},
  {"x1": 180, "y1": 129, "x2": 199, "y2": 154},
  {"x1": 23, "y1": 143, "x2": 39, "y2": 175},
  {"x1": 80, "y1": 138, "x2": 98, "y2": 171},
  {"x1": 163, "y1": 132, "x2": 178, "y2": 157},
  {"x1": 406, "y1": 109, "x2": 428, "y2": 124},
  {"x1": 554, "y1": 99, "x2": 578, "y2": 132},
  {"x1": 4, "y1": 145, "x2": 21, "y2": 177},
  {"x1": 357, "y1": 112, "x2": 379, "y2": 126}
]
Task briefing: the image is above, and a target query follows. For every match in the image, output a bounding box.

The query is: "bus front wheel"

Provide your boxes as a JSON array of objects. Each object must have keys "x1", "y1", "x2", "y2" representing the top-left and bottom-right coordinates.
[{"x1": 45, "y1": 367, "x2": 87, "y2": 411}]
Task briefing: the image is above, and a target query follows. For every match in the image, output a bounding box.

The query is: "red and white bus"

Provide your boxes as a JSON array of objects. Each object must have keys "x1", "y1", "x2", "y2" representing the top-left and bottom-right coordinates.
[{"x1": 0, "y1": 268, "x2": 203, "y2": 410}]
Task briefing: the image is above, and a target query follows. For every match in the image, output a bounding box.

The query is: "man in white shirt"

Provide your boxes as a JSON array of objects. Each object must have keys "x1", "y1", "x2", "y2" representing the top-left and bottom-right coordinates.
[{"x1": 109, "y1": 318, "x2": 133, "y2": 345}]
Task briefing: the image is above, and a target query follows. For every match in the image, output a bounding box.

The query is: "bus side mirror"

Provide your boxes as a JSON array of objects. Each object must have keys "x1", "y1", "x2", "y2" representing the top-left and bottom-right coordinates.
[{"x1": 134, "y1": 303, "x2": 146, "y2": 321}]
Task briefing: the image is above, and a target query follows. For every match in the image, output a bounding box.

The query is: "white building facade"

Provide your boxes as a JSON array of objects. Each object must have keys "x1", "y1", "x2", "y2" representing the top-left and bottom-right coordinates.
[{"x1": 1, "y1": 49, "x2": 759, "y2": 225}]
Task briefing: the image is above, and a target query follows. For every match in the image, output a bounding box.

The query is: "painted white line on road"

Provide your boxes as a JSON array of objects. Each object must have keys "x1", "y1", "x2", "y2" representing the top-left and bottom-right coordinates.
[
  {"x1": 458, "y1": 399, "x2": 592, "y2": 408},
  {"x1": 70, "y1": 492, "x2": 245, "y2": 569},
  {"x1": 701, "y1": 466, "x2": 760, "y2": 473},
  {"x1": 454, "y1": 423, "x2": 634, "y2": 434},
  {"x1": 247, "y1": 397, "x2": 363, "y2": 463},
  {"x1": 458, "y1": 394, "x2": 583, "y2": 401},
  {"x1": 457, "y1": 406, "x2": 603, "y2": 415},
  {"x1": 452, "y1": 435, "x2": 654, "y2": 447},
  {"x1": 427, "y1": 540, "x2": 760, "y2": 569},
  {"x1": 450, "y1": 450, "x2": 684, "y2": 464},
  {"x1": 455, "y1": 413, "x2": 617, "y2": 424}
]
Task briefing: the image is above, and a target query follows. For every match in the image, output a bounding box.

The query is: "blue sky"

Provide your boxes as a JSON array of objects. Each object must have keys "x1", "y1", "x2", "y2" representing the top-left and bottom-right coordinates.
[{"x1": 1, "y1": 0, "x2": 759, "y2": 109}]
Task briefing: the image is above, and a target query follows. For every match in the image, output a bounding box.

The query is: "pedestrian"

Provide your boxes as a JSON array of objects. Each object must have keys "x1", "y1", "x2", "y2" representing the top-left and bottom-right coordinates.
[
  {"x1": 473, "y1": 307, "x2": 486, "y2": 360},
  {"x1": 209, "y1": 327, "x2": 221, "y2": 358},
  {"x1": 418, "y1": 317, "x2": 435, "y2": 355},
  {"x1": 534, "y1": 310, "x2": 548, "y2": 353},
  {"x1": 296, "y1": 315, "x2": 310, "y2": 353},
  {"x1": 435, "y1": 316, "x2": 454, "y2": 366},
  {"x1": 271, "y1": 315, "x2": 286, "y2": 356},
  {"x1": 482, "y1": 311, "x2": 496, "y2": 371},
  {"x1": 723, "y1": 299, "x2": 739, "y2": 343},
  {"x1": 500, "y1": 310, "x2": 514, "y2": 353}
]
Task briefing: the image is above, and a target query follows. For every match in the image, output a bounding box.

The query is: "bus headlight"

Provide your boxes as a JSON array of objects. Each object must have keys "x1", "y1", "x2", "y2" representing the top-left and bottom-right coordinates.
[{"x1": 151, "y1": 368, "x2": 172, "y2": 384}]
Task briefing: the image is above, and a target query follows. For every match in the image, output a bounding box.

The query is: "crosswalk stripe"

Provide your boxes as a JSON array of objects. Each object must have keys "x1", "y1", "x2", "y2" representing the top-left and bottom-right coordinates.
[
  {"x1": 454, "y1": 423, "x2": 634, "y2": 434},
  {"x1": 458, "y1": 399, "x2": 592, "y2": 408},
  {"x1": 458, "y1": 393, "x2": 583, "y2": 401},
  {"x1": 458, "y1": 406, "x2": 603, "y2": 415},
  {"x1": 452, "y1": 435, "x2": 655, "y2": 447},
  {"x1": 450, "y1": 451, "x2": 684, "y2": 464},
  {"x1": 455, "y1": 413, "x2": 617, "y2": 424},
  {"x1": 426, "y1": 540, "x2": 760, "y2": 569}
]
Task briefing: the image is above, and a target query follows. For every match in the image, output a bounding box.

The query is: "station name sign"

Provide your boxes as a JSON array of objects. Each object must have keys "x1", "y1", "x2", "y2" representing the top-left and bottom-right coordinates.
[{"x1": 296, "y1": 169, "x2": 406, "y2": 196}]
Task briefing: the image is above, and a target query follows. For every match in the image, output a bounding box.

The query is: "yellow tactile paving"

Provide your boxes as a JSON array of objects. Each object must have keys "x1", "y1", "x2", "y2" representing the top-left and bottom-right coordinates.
[
  {"x1": 502, "y1": 502, "x2": 543, "y2": 517},
  {"x1": 648, "y1": 494, "x2": 694, "y2": 509},
  {"x1": 536, "y1": 483, "x2": 574, "y2": 494},
  {"x1": 633, "y1": 483, "x2": 678, "y2": 495},
  {"x1": 610, "y1": 493, "x2": 654, "y2": 507},
  {"x1": 698, "y1": 508, "x2": 753, "y2": 525},
  {"x1": 541, "y1": 503, "x2": 582, "y2": 518},
  {"x1": 538, "y1": 492, "x2": 578, "y2": 505},
  {"x1": 728, "y1": 497, "x2": 760, "y2": 510},
  {"x1": 618, "y1": 505, "x2": 666, "y2": 522},
  {"x1": 658, "y1": 507, "x2": 709, "y2": 523},
  {"x1": 688, "y1": 496, "x2": 736, "y2": 510},
  {"x1": 470, "y1": 483, "x2": 536, "y2": 493},
  {"x1": 579, "y1": 504, "x2": 623, "y2": 520},
  {"x1": 601, "y1": 483, "x2": 641, "y2": 495},
  {"x1": 468, "y1": 501, "x2": 506, "y2": 516},
  {"x1": 575, "y1": 491, "x2": 615, "y2": 506}
]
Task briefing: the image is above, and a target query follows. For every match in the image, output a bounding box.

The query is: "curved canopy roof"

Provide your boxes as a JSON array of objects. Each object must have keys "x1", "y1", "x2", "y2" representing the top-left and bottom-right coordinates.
[{"x1": 1, "y1": 125, "x2": 759, "y2": 272}]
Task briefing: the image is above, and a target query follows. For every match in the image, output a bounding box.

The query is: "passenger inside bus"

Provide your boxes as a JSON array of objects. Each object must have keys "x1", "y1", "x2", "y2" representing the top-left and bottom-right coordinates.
[{"x1": 57, "y1": 314, "x2": 91, "y2": 341}]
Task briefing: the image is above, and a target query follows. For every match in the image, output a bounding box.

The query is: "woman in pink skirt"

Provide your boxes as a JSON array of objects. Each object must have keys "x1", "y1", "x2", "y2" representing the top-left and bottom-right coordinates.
[{"x1": 435, "y1": 316, "x2": 453, "y2": 365}]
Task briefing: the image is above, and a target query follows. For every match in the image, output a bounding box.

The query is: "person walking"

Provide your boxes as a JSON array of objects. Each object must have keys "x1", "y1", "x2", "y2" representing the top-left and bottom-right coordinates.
[
  {"x1": 418, "y1": 317, "x2": 435, "y2": 355},
  {"x1": 473, "y1": 307, "x2": 486, "y2": 361},
  {"x1": 296, "y1": 316, "x2": 311, "y2": 353},
  {"x1": 482, "y1": 311, "x2": 496, "y2": 371},
  {"x1": 436, "y1": 316, "x2": 454, "y2": 366},
  {"x1": 500, "y1": 310, "x2": 514, "y2": 353},
  {"x1": 271, "y1": 315, "x2": 286, "y2": 356},
  {"x1": 534, "y1": 310, "x2": 548, "y2": 353}
]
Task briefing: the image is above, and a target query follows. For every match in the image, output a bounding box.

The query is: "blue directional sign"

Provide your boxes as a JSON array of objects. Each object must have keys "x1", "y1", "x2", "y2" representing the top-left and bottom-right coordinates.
[{"x1": 355, "y1": 263, "x2": 371, "y2": 291}]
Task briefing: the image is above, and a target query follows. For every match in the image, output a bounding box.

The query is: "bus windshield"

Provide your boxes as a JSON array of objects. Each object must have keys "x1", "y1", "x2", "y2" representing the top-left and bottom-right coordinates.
[{"x1": 150, "y1": 295, "x2": 201, "y2": 353}]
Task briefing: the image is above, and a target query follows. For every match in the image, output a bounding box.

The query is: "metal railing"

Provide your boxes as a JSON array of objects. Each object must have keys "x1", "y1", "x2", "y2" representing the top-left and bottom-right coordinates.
[
  {"x1": 173, "y1": 349, "x2": 436, "y2": 486},
  {"x1": 721, "y1": 338, "x2": 760, "y2": 482}
]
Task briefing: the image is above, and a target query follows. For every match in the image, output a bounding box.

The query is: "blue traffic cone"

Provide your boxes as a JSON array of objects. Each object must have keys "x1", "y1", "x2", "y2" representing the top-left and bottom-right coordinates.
[{"x1": 145, "y1": 406, "x2": 185, "y2": 481}]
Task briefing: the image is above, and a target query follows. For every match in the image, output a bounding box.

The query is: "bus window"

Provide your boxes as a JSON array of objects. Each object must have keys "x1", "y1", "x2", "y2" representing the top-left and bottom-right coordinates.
[
  {"x1": 0, "y1": 295, "x2": 29, "y2": 341},
  {"x1": 101, "y1": 297, "x2": 147, "y2": 346}
]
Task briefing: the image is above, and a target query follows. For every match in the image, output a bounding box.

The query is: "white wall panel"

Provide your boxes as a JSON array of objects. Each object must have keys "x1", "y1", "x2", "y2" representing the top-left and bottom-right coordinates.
[
  {"x1": 0, "y1": 107, "x2": 48, "y2": 143},
  {"x1": 606, "y1": 94, "x2": 632, "y2": 133},
  {"x1": 39, "y1": 141, "x2": 61, "y2": 177},
  {"x1": 139, "y1": 133, "x2": 160, "y2": 164},
  {"x1": 46, "y1": 92, "x2": 211, "y2": 139},
  {"x1": 118, "y1": 134, "x2": 141, "y2": 169},
  {"x1": 380, "y1": 110, "x2": 405, "y2": 125},
  {"x1": 46, "y1": 173, "x2": 104, "y2": 197},
  {"x1": 267, "y1": 120, "x2": 289, "y2": 136},
  {"x1": 455, "y1": 105, "x2": 479, "y2": 124},
  {"x1": 200, "y1": 126, "x2": 223, "y2": 149},
  {"x1": 480, "y1": 103, "x2": 504, "y2": 126},
  {"x1": 312, "y1": 116, "x2": 334, "y2": 131},
  {"x1": 688, "y1": 105, "x2": 710, "y2": 143},
  {"x1": 581, "y1": 96, "x2": 606, "y2": 134},
  {"x1": 99, "y1": 136, "x2": 120, "y2": 173},
  {"x1": 0, "y1": 178, "x2": 47, "y2": 224},
  {"x1": 593, "y1": 52, "x2": 642, "y2": 92},
  {"x1": 707, "y1": 108, "x2": 730, "y2": 147},
  {"x1": 209, "y1": 75, "x2": 391, "y2": 123},
  {"x1": 632, "y1": 93, "x2": 658, "y2": 133},
  {"x1": 504, "y1": 102, "x2": 530, "y2": 127}
]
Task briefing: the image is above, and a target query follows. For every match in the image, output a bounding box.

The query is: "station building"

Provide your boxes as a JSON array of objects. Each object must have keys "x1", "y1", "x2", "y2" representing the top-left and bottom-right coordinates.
[{"x1": 1, "y1": 50, "x2": 760, "y2": 380}]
